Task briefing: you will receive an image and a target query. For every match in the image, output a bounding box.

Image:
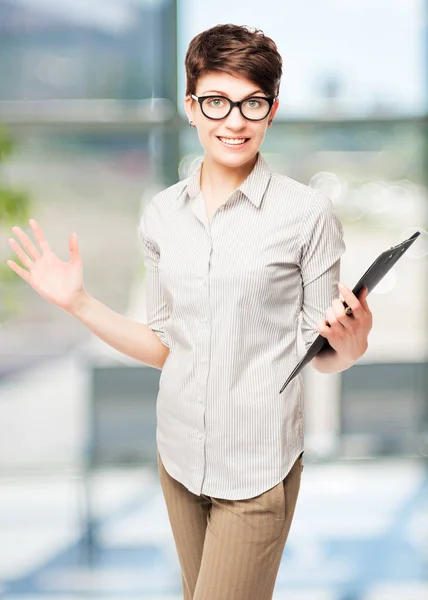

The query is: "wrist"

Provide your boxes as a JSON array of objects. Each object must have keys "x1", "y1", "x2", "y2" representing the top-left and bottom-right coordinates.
[{"x1": 66, "y1": 289, "x2": 91, "y2": 319}]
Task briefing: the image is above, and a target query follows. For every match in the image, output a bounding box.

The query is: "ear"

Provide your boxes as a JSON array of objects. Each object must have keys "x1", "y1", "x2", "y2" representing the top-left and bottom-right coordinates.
[
  {"x1": 184, "y1": 95, "x2": 194, "y2": 122},
  {"x1": 269, "y1": 98, "x2": 280, "y2": 121}
]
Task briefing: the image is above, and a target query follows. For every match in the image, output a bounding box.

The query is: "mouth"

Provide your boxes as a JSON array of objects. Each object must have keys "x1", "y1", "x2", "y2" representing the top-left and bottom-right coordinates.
[{"x1": 217, "y1": 136, "x2": 250, "y2": 148}]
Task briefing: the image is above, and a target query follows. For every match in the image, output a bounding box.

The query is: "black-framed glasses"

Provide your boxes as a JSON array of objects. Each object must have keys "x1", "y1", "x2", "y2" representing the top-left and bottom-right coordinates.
[{"x1": 191, "y1": 94, "x2": 275, "y2": 121}]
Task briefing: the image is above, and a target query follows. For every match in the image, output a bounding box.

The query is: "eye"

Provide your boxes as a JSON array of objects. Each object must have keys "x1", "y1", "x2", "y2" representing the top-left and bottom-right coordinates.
[
  {"x1": 207, "y1": 97, "x2": 225, "y2": 107},
  {"x1": 245, "y1": 98, "x2": 262, "y2": 108}
]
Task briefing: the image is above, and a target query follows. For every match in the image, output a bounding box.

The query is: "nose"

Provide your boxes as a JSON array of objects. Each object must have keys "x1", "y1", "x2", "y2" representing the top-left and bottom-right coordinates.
[{"x1": 224, "y1": 105, "x2": 247, "y2": 129}]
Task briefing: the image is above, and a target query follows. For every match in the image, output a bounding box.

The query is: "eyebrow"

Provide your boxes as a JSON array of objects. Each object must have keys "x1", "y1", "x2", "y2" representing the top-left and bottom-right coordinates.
[{"x1": 200, "y1": 89, "x2": 266, "y2": 97}]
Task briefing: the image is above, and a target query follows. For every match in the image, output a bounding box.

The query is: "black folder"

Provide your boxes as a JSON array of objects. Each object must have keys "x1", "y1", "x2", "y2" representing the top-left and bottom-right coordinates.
[{"x1": 279, "y1": 231, "x2": 421, "y2": 393}]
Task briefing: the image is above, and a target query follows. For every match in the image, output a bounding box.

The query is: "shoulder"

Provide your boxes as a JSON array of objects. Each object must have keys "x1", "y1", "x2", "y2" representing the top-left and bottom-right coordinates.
[
  {"x1": 270, "y1": 170, "x2": 314, "y2": 198},
  {"x1": 268, "y1": 169, "x2": 333, "y2": 215},
  {"x1": 139, "y1": 176, "x2": 192, "y2": 245},
  {"x1": 140, "y1": 177, "x2": 191, "y2": 236},
  {"x1": 144, "y1": 178, "x2": 190, "y2": 214}
]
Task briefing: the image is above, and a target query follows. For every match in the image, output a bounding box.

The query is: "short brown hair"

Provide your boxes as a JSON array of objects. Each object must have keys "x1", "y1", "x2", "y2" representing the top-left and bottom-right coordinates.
[{"x1": 185, "y1": 24, "x2": 283, "y2": 98}]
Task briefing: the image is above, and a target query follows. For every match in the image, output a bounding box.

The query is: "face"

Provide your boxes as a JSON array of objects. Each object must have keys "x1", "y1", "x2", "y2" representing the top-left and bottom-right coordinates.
[{"x1": 184, "y1": 71, "x2": 279, "y2": 170}]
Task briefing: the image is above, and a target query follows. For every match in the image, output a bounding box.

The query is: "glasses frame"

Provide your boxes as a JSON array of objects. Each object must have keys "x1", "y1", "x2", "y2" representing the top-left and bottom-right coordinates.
[{"x1": 191, "y1": 94, "x2": 275, "y2": 121}]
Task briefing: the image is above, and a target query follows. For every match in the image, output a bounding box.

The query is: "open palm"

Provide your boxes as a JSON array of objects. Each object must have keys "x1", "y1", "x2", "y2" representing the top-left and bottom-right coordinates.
[{"x1": 7, "y1": 219, "x2": 84, "y2": 312}]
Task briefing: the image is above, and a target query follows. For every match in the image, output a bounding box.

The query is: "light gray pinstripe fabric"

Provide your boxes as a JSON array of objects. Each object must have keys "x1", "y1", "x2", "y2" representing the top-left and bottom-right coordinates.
[{"x1": 139, "y1": 152, "x2": 345, "y2": 500}]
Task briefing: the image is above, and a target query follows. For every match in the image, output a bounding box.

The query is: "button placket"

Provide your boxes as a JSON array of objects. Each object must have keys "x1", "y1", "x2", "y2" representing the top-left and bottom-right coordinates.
[{"x1": 196, "y1": 237, "x2": 212, "y2": 444}]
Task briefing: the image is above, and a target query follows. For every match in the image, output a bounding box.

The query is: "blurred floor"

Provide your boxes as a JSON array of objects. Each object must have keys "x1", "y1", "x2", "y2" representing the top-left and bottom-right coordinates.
[
  {"x1": 0, "y1": 354, "x2": 427, "y2": 599},
  {"x1": 0, "y1": 457, "x2": 427, "y2": 600}
]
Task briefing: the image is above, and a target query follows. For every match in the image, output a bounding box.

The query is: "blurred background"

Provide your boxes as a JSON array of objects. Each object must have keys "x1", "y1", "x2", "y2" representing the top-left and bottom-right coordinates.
[{"x1": 0, "y1": 0, "x2": 428, "y2": 599}]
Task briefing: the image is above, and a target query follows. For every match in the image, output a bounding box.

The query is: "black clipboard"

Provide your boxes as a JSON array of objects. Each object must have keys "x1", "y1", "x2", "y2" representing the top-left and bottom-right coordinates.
[{"x1": 279, "y1": 231, "x2": 421, "y2": 394}]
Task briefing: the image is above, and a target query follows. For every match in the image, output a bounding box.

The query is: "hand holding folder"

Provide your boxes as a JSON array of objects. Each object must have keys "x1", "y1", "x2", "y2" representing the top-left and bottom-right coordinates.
[{"x1": 279, "y1": 231, "x2": 421, "y2": 394}]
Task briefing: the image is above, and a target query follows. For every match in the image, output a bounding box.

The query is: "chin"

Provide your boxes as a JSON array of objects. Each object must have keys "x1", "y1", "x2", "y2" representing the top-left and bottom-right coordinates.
[{"x1": 211, "y1": 147, "x2": 257, "y2": 167}]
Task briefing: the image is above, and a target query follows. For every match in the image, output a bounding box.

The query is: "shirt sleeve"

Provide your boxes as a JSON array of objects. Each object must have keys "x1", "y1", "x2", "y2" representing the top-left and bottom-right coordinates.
[
  {"x1": 299, "y1": 192, "x2": 346, "y2": 351},
  {"x1": 138, "y1": 205, "x2": 171, "y2": 349}
]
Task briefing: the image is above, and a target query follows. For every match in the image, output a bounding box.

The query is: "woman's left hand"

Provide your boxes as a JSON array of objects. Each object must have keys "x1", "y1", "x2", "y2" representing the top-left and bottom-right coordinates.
[{"x1": 316, "y1": 283, "x2": 373, "y2": 363}]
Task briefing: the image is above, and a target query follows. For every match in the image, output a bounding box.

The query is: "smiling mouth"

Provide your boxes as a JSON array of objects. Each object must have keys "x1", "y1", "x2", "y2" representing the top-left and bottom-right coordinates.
[{"x1": 217, "y1": 136, "x2": 249, "y2": 146}]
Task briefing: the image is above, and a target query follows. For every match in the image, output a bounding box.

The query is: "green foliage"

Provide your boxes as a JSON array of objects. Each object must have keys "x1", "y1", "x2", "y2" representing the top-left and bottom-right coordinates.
[
  {"x1": 0, "y1": 124, "x2": 32, "y2": 321},
  {"x1": 0, "y1": 125, "x2": 14, "y2": 160},
  {"x1": 0, "y1": 187, "x2": 31, "y2": 228}
]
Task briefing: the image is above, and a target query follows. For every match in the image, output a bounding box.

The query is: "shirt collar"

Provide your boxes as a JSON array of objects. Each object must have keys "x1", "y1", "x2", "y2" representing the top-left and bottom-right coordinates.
[{"x1": 181, "y1": 152, "x2": 271, "y2": 208}]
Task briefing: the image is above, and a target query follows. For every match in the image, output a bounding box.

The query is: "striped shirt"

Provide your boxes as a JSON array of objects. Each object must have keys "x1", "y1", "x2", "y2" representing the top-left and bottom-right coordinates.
[{"x1": 139, "y1": 152, "x2": 345, "y2": 500}]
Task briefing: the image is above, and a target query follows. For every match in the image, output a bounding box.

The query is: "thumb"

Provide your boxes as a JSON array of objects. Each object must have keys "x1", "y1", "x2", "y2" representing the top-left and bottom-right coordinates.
[
  {"x1": 69, "y1": 232, "x2": 81, "y2": 262},
  {"x1": 358, "y1": 285, "x2": 369, "y2": 309}
]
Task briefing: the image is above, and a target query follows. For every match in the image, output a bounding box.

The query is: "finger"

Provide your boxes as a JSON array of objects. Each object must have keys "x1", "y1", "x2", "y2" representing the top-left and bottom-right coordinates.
[
  {"x1": 317, "y1": 318, "x2": 331, "y2": 337},
  {"x1": 337, "y1": 283, "x2": 362, "y2": 317},
  {"x1": 358, "y1": 286, "x2": 373, "y2": 326},
  {"x1": 8, "y1": 238, "x2": 34, "y2": 270},
  {"x1": 6, "y1": 260, "x2": 32, "y2": 284},
  {"x1": 325, "y1": 306, "x2": 343, "y2": 330},
  {"x1": 69, "y1": 232, "x2": 80, "y2": 262},
  {"x1": 11, "y1": 226, "x2": 41, "y2": 261},
  {"x1": 29, "y1": 219, "x2": 51, "y2": 253},
  {"x1": 358, "y1": 286, "x2": 370, "y2": 311},
  {"x1": 332, "y1": 298, "x2": 353, "y2": 327}
]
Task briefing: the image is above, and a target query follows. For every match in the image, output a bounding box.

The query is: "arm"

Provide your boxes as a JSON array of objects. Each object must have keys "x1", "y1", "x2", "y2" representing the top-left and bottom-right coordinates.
[
  {"x1": 69, "y1": 203, "x2": 173, "y2": 370},
  {"x1": 138, "y1": 203, "x2": 172, "y2": 351},
  {"x1": 6, "y1": 215, "x2": 170, "y2": 371},
  {"x1": 69, "y1": 292, "x2": 169, "y2": 370},
  {"x1": 299, "y1": 193, "x2": 371, "y2": 374},
  {"x1": 299, "y1": 192, "x2": 346, "y2": 370}
]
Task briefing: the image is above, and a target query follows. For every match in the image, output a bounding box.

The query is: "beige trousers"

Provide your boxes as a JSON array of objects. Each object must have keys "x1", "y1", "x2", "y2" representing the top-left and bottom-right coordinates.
[{"x1": 157, "y1": 451, "x2": 303, "y2": 600}]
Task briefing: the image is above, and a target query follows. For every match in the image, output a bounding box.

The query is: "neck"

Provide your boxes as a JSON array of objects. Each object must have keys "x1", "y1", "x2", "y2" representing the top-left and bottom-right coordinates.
[{"x1": 200, "y1": 153, "x2": 258, "y2": 194}]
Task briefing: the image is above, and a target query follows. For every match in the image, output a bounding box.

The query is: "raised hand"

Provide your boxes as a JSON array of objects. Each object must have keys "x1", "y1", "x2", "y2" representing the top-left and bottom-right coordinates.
[{"x1": 7, "y1": 219, "x2": 85, "y2": 313}]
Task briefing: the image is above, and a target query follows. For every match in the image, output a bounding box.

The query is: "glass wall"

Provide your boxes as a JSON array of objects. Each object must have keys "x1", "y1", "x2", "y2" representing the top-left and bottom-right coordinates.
[{"x1": 0, "y1": 1, "x2": 427, "y2": 598}]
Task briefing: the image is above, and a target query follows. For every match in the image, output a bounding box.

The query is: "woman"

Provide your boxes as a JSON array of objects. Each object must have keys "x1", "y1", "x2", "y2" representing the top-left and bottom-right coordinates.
[{"x1": 6, "y1": 23, "x2": 372, "y2": 600}]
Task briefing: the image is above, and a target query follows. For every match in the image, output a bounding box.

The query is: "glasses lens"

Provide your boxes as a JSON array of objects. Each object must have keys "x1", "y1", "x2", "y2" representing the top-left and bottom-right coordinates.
[
  {"x1": 241, "y1": 98, "x2": 271, "y2": 120},
  {"x1": 200, "y1": 96, "x2": 271, "y2": 120},
  {"x1": 201, "y1": 97, "x2": 231, "y2": 119}
]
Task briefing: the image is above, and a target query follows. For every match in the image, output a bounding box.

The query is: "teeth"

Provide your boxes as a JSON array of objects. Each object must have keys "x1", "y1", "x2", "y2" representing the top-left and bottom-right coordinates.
[{"x1": 219, "y1": 137, "x2": 247, "y2": 145}]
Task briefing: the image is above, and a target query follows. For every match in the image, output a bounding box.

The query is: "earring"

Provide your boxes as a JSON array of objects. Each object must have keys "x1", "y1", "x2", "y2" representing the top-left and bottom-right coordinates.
[
  {"x1": 189, "y1": 120, "x2": 195, "y2": 128},
  {"x1": 268, "y1": 119, "x2": 273, "y2": 126}
]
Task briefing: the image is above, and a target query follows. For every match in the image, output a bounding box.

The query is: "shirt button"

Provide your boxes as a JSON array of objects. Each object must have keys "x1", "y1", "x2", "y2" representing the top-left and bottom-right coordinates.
[
  {"x1": 201, "y1": 356, "x2": 207, "y2": 363},
  {"x1": 201, "y1": 317, "x2": 208, "y2": 323},
  {"x1": 196, "y1": 432, "x2": 203, "y2": 439}
]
